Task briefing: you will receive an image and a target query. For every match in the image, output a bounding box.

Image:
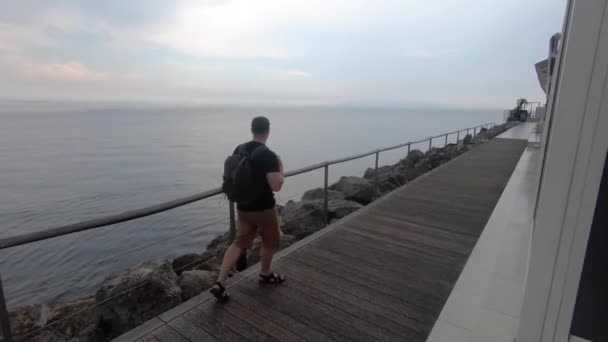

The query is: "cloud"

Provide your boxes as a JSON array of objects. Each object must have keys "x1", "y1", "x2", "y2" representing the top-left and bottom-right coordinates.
[
  {"x1": 0, "y1": 0, "x2": 565, "y2": 107},
  {"x1": 285, "y1": 69, "x2": 310, "y2": 77},
  {"x1": 402, "y1": 48, "x2": 462, "y2": 60},
  {"x1": 0, "y1": 22, "x2": 56, "y2": 51},
  {"x1": 404, "y1": 49, "x2": 439, "y2": 59},
  {"x1": 11, "y1": 59, "x2": 110, "y2": 82},
  {"x1": 147, "y1": 0, "x2": 369, "y2": 59}
]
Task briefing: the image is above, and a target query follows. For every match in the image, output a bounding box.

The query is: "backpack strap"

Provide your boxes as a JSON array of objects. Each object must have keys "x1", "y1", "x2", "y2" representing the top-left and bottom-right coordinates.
[
  {"x1": 249, "y1": 145, "x2": 268, "y2": 160},
  {"x1": 236, "y1": 144, "x2": 249, "y2": 155}
]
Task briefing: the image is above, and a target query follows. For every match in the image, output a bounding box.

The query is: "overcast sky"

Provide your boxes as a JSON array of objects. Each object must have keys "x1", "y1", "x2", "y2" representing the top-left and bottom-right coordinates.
[{"x1": 0, "y1": 0, "x2": 566, "y2": 108}]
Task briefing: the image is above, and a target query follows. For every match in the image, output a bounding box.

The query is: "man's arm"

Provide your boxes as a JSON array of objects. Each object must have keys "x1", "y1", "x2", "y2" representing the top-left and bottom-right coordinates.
[{"x1": 267, "y1": 155, "x2": 284, "y2": 192}]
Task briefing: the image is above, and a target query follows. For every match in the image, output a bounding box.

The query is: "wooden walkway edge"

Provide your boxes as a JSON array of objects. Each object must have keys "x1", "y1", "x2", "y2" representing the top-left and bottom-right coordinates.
[{"x1": 115, "y1": 137, "x2": 528, "y2": 342}]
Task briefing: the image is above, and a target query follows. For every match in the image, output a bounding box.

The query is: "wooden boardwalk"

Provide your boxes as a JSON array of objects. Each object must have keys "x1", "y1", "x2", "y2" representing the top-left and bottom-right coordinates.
[{"x1": 117, "y1": 138, "x2": 528, "y2": 342}]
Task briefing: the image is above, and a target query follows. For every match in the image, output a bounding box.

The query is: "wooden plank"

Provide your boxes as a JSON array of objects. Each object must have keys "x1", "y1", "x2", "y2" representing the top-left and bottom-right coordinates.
[
  {"x1": 343, "y1": 223, "x2": 469, "y2": 261},
  {"x1": 273, "y1": 279, "x2": 413, "y2": 341},
  {"x1": 369, "y1": 208, "x2": 485, "y2": 237},
  {"x1": 347, "y1": 215, "x2": 476, "y2": 255},
  {"x1": 179, "y1": 303, "x2": 264, "y2": 342},
  {"x1": 221, "y1": 298, "x2": 309, "y2": 342},
  {"x1": 297, "y1": 244, "x2": 453, "y2": 297},
  {"x1": 391, "y1": 183, "x2": 497, "y2": 206},
  {"x1": 354, "y1": 213, "x2": 477, "y2": 245},
  {"x1": 293, "y1": 252, "x2": 446, "y2": 312},
  {"x1": 313, "y1": 231, "x2": 464, "y2": 275},
  {"x1": 136, "y1": 325, "x2": 191, "y2": 342},
  {"x1": 191, "y1": 303, "x2": 279, "y2": 342},
  {"x1": 282, "y1": 258, "x2": 436, "y2": 324},
  {"x1": 167, "y1": 317, "x2": 220, "y2": 342},
  {"x1": 228, "y1": 289, "x2": 336, "y2": 342},
  {"x1": 236, "y1": 280, "x2": 378, "y2": 342},
  {"x1": 113, "y1": 318, "x2": 165, "y2": 342},
  {"x1": 276, "y1": 266, "x2": 426, "y2": 340},
  {"x1": 306, "y1": 237, "x2": 457, "y2": 286},
  {"x1": 393, "y1": 187, "x2": 497, "y2": 209},
  {"x1": 372, "y1": 203, "x2": 490, "y2": 236},
  {"x1": 296, "y1": 242, "x2": 451, "y2": 294},
  {"x1": 276, "y1": 263, "x2": 430, "y2": 335}
]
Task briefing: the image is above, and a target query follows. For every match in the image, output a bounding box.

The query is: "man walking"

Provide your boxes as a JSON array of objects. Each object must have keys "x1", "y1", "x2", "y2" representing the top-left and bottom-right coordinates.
[{"x1": 210, "y1": 116, "x2": 286, "y2": 301}]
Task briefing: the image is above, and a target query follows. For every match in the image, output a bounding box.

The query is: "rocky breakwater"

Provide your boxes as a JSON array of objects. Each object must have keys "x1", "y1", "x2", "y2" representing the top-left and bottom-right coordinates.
[{"x1": 7, "y1": 122, "x2": 517, "y2": 342}]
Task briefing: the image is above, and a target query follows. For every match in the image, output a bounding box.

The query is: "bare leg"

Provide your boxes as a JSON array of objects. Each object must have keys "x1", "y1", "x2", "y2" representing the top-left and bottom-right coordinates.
[
  {"x1": 260, "y1": 244, "x2": 275, "y2": 275},
  {"x1": 217, "y1": 243, "x2": 242, "y2": 284}
]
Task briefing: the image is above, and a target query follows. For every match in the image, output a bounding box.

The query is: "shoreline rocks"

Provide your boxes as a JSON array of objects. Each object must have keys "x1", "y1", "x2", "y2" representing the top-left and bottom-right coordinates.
[
  {"x1": 330, "y1": 176, "x2": 375, "y2": 204},
  {"x1": 95, "y1": 261, "x2": 182, "y2": 339},
  {"x1": 177, "y1": 270, "x2": 218, "y2": 301},
  {"x1": 9, "y1": 121, "x2": 518, "y2": 341},
  {"x1": 9, "y1": 298, "x2": 97, "y2": 342}
]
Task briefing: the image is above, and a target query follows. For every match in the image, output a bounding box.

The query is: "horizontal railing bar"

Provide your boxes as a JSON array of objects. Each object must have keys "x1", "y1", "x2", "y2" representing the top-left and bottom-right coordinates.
[
  {"x1": 0, "y1": 122, "x2": 494, "y2": 250},
  {"x1": 326, "y1": 150, "x2": 378, "y2": 165},
  {"x1": 377, "y1": 142, "x2": 410, "y2": 153},
  {"x1": 283, "y1": 162, "x2": 327, "y2": 177},
  {"x1": 0, "y1": 187, "x2": 223, "y2": 250}
]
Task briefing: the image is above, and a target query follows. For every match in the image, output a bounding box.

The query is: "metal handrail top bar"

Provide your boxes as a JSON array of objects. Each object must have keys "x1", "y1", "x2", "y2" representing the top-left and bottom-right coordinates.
[{"x1": 0, "y1": 122, "x2": 494, "y2": 250}]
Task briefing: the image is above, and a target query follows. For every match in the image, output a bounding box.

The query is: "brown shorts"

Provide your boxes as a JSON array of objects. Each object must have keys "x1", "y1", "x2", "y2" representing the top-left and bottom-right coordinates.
[{"x1": 234, "y1": 207, "x2": 280, "y2": 251}]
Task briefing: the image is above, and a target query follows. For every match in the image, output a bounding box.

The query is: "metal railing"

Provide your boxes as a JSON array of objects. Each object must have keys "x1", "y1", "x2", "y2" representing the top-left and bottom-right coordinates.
[{"x1": 0, "y1": 122, "x2": 495, "y2": 342}]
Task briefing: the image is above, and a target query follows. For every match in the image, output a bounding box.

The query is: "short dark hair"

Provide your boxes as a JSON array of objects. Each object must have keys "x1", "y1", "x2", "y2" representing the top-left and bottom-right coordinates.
[{"x1": 251, "y1": 116, "x2": 270, "y2": 134}]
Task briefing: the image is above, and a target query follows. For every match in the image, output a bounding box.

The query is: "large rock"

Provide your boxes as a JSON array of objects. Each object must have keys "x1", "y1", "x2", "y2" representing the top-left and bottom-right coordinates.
[
  {"x1": 399, "y1": 150, "x2": 425, "y2": 167},
  {"x1": 280, "y1": 198, "x2": 363, "y2": 238},
  {"x1": 172, "y1": 253, "x2": 203, "y2": 275},
  {"x1": 280, "y1": 200, "x2": 326, "y2": 238},
  {"x1": 330, "y1": 176, "x2": 375, "y2": 205},
  {"x1": 402, "y1": 166, "x2": 425, "y2": 182},
  {"x1": 463, "y1": 134, "x2": 473, "y2": 145},
  {"x1": 326, "y1": 199, "x2": 364, "y2": 219},
  {"x1": 95, "y1": 261, "x2": 182, "y2": 339},
  {"x1": 9, "y1": 298, "x2": 96, "y2": 342},
  {"x1": 376, "y1": 170, "x2": 407, "y2": 194},
  {"x1": 425, "y1": 147, "x2": 451, "y2": 168},
  {"x1": 363, "y1": 165, "x2": 393, "y2": 179},
  {"x1": 196, "y1": 249, "x2": 224, "y2": 272},
  {"x1": 473, "y1": 130, "x2": 490, "y2": 143},
  {"x1": 301, "y1": 188, "x2": 345, "y2": 201},
  {"x1": 177, "y1": 270, "x2": 218, "y2": 301}
]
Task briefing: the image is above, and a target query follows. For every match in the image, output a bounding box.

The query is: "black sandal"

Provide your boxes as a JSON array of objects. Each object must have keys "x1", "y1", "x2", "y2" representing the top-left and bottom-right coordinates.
[
  {"x1": 209, "y1": 282, "x2": 230, "y2": 302},
  {"x1": 259, "y1": 272, "x2": 286, "y2": 284}
]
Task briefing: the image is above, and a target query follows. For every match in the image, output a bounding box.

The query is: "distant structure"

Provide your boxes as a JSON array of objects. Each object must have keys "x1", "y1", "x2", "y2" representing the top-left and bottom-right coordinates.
[
  {"x1": 529, "y1": 32, "x2": 562, "y2": 129},
  {"x1": 535, "y1": 33, "x2": 562, "y2": 97}
]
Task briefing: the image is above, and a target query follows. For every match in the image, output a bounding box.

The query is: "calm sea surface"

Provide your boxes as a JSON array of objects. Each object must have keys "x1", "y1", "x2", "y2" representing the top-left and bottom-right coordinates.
[{"x1": 0, "y1": 102, "x2": 502, "y2": 306}]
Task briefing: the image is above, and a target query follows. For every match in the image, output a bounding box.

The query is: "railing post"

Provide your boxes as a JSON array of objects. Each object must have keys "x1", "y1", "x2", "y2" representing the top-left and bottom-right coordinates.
[
  {"x1": 228, "y1": 201, "x2": 236, "y2": 243},
  {"x1": 457, "y1": 130, "x2": 460, "y2": 142},
  {"x1": 323, "y1": 164, "x2": 329, "y2": 225},
  {"x1": 473, "y1": 127, "x2": 477, "y2": 136},
  {"x1": 467, "y1": 128, "x2": 470, "y2": 136},
  {"x1": 407, "y1": 143, "x2": 411, "y2": 154},
  {"x1": 0, "y1": 273, "x2": 13, "y2": 342},
  {"x1": 444, "y1": 134, "x2": 448, "y2": 146},
  {"x1": 373, "y1": 151, "x2": 380, "y2": 198},
  {"x1": 428, "y1": 138, "x2": 432, "y2": 151}
]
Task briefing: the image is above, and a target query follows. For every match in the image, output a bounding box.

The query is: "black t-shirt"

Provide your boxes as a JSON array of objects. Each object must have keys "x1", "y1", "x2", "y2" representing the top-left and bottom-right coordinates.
[{"x1": 233, "y1": 141, "x2": 280, "y2": 211}]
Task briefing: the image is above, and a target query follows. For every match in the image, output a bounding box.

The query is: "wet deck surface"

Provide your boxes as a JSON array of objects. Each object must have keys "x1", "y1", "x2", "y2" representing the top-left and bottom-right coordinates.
[{"x1": 117, "y1": 138, "x2": 527, "y2": 342}]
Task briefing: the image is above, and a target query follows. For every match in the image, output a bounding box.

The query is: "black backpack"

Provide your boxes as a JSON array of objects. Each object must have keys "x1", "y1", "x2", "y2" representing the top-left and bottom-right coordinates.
[{"x1": 222, "y1": 144, "x2": 268, "y2": 203}]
